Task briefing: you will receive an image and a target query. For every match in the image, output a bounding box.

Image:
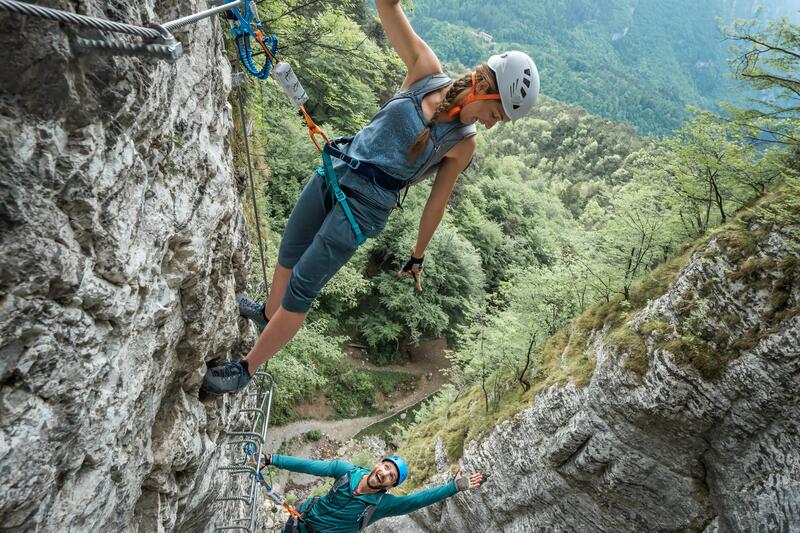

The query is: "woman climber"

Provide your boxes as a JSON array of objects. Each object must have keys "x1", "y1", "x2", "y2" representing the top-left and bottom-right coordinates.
[{"x1": 201, "y1": 0, "x2": 540, "y2": 395}]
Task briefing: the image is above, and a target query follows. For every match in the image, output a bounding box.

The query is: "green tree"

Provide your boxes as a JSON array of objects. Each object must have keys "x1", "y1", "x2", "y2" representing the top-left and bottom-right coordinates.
[{"x1": 723, "y1": 14, "x2": 800, "y2": 148}]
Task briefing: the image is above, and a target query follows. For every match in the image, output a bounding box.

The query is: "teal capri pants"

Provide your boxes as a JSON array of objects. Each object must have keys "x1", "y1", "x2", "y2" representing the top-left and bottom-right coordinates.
[{"x1": 277, "y1": 171, "x2": 392, "y2": 313}]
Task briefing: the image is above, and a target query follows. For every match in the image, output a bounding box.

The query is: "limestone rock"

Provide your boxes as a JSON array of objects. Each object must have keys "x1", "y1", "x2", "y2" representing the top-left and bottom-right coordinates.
[
  {"x1": 404, "y1": 224, "x2": 800, "y2": 531},
  {"x1": 0, "y1": 1, "x2": 258, "y2": 530}
]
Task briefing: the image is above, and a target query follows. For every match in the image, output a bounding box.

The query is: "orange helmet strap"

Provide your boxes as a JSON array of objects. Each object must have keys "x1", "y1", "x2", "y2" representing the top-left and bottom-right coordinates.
[{"x1": 447, "y1": 72, "x2": 502, "y2": 119}]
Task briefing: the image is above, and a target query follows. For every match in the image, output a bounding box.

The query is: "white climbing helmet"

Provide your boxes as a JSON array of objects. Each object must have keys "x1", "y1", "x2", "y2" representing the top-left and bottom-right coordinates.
[{"x1": 488, "y1": 51, "x2": 540, "y2": 122}]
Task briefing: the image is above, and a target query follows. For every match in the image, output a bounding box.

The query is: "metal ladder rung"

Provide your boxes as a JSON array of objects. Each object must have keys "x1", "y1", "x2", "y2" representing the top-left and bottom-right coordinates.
[
  {"x1": 226, "y1": 431, "x2": 264, "y2": 443},
  {"x1": 219, "y1": 465, "x2": 258, "y2": 474},
  {"x1": 215, "y1": 370, "x2": 274, "y2": 532}
]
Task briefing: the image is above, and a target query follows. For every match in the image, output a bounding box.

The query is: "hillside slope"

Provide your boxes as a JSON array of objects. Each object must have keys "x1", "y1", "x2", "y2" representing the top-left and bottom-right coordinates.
[{"x1": 372, "y1": 184, "x2": 800, "y2": 531}]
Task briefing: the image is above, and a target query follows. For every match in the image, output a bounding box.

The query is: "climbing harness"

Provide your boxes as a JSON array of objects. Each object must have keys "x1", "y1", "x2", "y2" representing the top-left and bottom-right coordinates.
[
  {"x1": 224, "y1": 0, "x2": 278, "y2": 79},
  {"x1": 270, "y1": 61, "x2": 369, "y2": 246},
  {"x1": 323, "y1": 136, "x2": 413, "y2": 209},
  {"x1": 323, "y1": 138, "x2": 409, "y2": 193},
  {"x1": 317, "y1": 152, "x2": 367, "y2": 246}
]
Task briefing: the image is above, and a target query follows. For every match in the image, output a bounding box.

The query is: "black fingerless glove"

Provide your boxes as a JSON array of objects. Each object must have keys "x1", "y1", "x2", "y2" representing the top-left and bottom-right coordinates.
[
  {"x1": 401, "y1": 254, "x2": 424, "y2": 273},
  {"x1": 261, "y1": 453, "x2": 271, "y2": 468}
]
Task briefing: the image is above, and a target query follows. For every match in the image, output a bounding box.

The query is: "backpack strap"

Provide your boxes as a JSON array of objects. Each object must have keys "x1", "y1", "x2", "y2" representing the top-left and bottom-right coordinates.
[
  {"x1": 331, "y1": 471, "x2": 351, "y2": 493},
  {"x1": 356, "y1": 490, "x2": 385, "y2": 530},
  {"x1": 381, "y1": 73, "x2": 453, "y2": 113}
]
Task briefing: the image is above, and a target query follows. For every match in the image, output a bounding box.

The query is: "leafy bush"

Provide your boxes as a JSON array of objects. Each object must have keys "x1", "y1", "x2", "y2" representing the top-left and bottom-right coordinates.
[
  {"x1": 328, "y1": 370, "x2": 377, "y2": 418},
  {"x1": 305, "y1": 430, "x2": 322, "y2": 442}
]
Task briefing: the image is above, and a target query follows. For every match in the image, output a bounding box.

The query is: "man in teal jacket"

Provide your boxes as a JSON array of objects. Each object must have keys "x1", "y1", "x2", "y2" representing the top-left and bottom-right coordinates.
[{"x1": 265, "y1": 453, "x2": 486, "y2": 533}]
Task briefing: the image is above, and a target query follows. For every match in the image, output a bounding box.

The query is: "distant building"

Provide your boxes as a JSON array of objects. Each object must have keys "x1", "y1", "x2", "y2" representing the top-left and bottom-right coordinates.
[{"x1": 470, "y1": 31, "x2": 494, "y2": 44}]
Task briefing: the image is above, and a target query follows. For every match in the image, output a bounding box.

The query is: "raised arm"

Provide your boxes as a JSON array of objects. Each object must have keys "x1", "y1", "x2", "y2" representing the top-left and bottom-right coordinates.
[
  {"x1": 375, "y1": 0, "x2": 441, "y2": 87},
  {"x1": 270, "y1": 454, "x2": 354, "y2": 479}
]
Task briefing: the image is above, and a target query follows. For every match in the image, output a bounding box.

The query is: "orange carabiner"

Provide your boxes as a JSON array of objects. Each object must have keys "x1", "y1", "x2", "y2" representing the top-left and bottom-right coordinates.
[
  {"x1": 301, "y1": 105, "x2": 328, "y2": 152},
  {"x1": 254, "y1": 29, "x2": 276, "y2": 64},
  {"x1": 283, "y1": 503, "x2": 304, "y2": 520}
]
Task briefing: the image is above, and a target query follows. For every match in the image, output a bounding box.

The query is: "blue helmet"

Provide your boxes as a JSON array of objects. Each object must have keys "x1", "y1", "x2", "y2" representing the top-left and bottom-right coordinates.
[{"x1": 383, "y1": 455, "x2": 408, "y2": 486}]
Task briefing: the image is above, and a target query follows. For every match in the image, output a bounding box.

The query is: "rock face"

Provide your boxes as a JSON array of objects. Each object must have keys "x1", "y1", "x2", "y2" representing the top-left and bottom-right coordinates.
[
  {"x1": 372, "y1": 223, "x2": 800, "y2": 532},
  {"x1": 0, "y1": 1, "x2": 254, "y2": 530}
]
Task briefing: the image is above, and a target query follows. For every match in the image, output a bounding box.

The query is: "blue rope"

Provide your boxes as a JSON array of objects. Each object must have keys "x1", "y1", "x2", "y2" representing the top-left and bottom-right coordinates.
[
  {"x1": 235, "y1": 33, "x2": 278, "y2": 79},
  {"x1": 228, "y1": 1, "x2": 278, "y2": 80}
]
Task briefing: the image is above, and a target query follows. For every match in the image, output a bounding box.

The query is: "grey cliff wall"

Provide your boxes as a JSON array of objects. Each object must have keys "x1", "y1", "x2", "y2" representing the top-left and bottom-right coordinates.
[
  {"x1": 371, "y1": 223, "x2": 799, "y2": 532},
  {"x1": 0, "y1": 1, "x2": 254, "y2": 530}
]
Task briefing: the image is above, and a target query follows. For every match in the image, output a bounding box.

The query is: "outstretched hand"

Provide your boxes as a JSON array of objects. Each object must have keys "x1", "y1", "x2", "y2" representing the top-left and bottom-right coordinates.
[
  {"x1": 455, "y1": 470, "x2": 488, "y2": 491},
  {"x1": 398, "y1": 251, "x2": 424, "y2": 291}
]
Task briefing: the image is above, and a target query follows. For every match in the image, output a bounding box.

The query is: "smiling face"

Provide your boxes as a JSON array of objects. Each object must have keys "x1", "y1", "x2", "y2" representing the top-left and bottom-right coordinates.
[{"x1": 366, "y1": 460, "x2": 400, "y2": 489}]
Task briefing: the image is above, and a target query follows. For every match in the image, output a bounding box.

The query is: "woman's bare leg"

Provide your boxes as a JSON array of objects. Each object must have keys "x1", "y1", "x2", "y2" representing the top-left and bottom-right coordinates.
[
  {"x1": 243, "y1": 305, "x2": 306, "y2": 373},
  {"x1": 264, "y1": 263, "x2": 292, "y2": 320}
]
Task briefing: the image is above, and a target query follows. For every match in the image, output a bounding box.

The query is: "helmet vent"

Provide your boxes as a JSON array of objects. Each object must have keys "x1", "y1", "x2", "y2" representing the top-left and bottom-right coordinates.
[
  {"x1": 513, "y1": 104, "x2": 520, "y2": 109},
  {"x1": 523, "y1": 78, "x2": 531, "y2": 88},
  {"x1": 520, "y1": 88, "x2": 527, "y2": 98},
  {"x1": 524, "y1": 68, "x2": 531, "y2": 75}
]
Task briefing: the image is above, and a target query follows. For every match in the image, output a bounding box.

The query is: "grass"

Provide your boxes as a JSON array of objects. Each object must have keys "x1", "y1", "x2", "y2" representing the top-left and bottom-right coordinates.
[
  {"x1": 370, "y1": 370, "x2": 419, "y2": 395},
  {"x1": 355, "y1": 394, "x2": 430, "y2": 445},
  {"x1": 397, "y1": 382, "x2": 537, "y2": 493},
  {"x1": 610, "y1": 327, "x2": 648, "y2": 377},
  {"x1": 396, "y1": 246, "x2": 703, "y2": 492},
  {"x1": 327, "y1": 368, "x2": 418, "y2": 419},
  {"x1": 663, "y1": 336, "x2": 727, "y2": 381}
]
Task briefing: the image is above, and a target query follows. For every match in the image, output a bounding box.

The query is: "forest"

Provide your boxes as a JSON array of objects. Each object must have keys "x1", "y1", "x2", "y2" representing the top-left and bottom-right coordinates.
[{"x1": 234, "y1": 0, "x2": 798, "y2": 489}]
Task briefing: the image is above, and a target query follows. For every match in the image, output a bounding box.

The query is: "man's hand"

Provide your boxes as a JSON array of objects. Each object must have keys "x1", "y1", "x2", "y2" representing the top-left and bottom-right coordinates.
[
  {"x1": 455, "y1": 471, "x2": 487, "y2": 491},
  {"x1": 398, "y1": 251, "x2": 424, "y2": 291}
]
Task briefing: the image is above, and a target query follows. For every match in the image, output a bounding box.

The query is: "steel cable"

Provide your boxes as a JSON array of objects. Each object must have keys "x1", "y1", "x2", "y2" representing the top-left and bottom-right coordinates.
[{"x1": 0, "y1": 0, "x2": 161, "y2": 39}]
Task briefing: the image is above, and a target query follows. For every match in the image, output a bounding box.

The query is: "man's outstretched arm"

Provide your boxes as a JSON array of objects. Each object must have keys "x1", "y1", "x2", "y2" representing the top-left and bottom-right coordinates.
[
  {"x1": 371, "y1": 472, "x2": 487, "y2": 521},
  {"x1": 269, "y1": 454, "x2": 354, "y2": 479}
]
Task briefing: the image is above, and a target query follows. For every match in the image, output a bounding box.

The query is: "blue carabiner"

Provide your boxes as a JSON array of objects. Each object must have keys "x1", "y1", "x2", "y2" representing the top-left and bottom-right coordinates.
[{"x1": 227, "y1": 0, "x2": 278, "y2": 79}]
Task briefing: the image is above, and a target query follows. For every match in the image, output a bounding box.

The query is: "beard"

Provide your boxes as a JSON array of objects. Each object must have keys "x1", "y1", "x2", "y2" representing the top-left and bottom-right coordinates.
[{"x1": 366, "y1": 469, "x2": 383, "y2": 489}]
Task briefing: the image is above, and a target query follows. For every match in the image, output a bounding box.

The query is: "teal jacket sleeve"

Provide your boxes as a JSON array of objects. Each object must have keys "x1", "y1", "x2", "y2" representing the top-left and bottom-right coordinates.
[
  {"x1": 369, "y1": 480, "x2": 458, "y2": 521},
  {"x1": 271, "y1": 455, "x2": 355, "y2": 479}
]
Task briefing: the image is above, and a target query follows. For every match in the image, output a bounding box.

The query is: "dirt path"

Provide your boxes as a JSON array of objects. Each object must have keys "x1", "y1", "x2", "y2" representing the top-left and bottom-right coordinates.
[{"x1": 266, "y1": 338, "x2": 449, "y2": 451}]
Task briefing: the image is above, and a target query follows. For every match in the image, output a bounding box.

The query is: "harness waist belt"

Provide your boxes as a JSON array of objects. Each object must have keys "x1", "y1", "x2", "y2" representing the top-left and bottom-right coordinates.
[{"x1": 324, "y1": 138, "x2": 408, "y2": 192}]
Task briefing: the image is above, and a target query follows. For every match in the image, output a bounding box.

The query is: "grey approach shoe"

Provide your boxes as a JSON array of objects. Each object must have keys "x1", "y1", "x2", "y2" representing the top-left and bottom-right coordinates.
[
  {"x1": 201, "y1": 361, "x2": 251, "y2": 396},
  {"x1": 237, "y1": 293, "x2": 268, "y2": 331}
]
